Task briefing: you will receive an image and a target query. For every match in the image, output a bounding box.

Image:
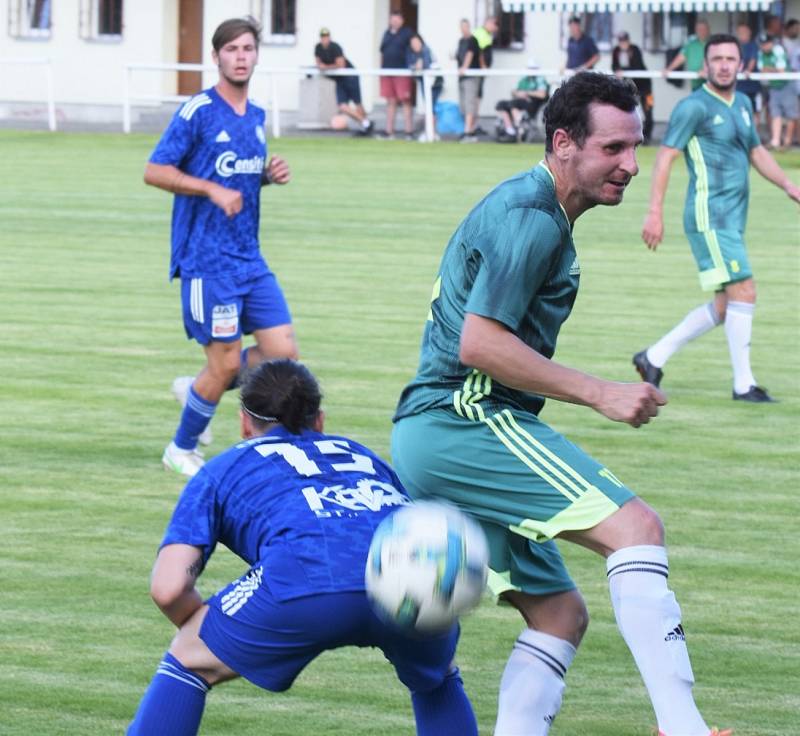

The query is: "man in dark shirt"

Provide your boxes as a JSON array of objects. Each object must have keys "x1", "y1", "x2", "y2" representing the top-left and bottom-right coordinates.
[
  {"x1": 379, "y1": 10, "x2": 414, "y2": 139},
  {"x1": 612, "y1": 31, "x2": 653, "y2": 143},
  {"x1": 315, "y1": 28, "x2": 373, "y2": 135},
  {"x1": 565, "y1": 16, "x2": 600, "y2": 71},
  {"x1": 735, "y1": 23, "x2": 761, "y2": 113}
]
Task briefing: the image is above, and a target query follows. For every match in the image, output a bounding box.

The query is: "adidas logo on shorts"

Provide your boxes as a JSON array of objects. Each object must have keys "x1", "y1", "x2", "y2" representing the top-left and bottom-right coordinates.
[{"x1": 664, "y1": 624, "x2": 686, "y2": 642}]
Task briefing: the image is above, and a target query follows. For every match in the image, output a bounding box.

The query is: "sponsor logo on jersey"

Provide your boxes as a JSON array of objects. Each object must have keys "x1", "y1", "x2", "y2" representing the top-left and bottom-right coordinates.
[
  {"x1": 712, "y1": 114, "x2": 724, "y2": 125},
  {"x1": 215, "y1": 129, "x2": 231, "y2": 143},
  {"x1": 255, "y1": 124, "x2": 266, "y2": 144},
  {"x1": 215, "y1": 151, "x2": 265, "y2": 177},
  {"x1": 664, "y1": 624, "x2": 686, "y2": 642},
  {"x1": 301, "y1": 479, "x2": 410, "y2": 518},
  {"x1": 741, "y1": 108, "x2": 751, "y2": 127},
  {"x1": 569, "y1": 256, "x2": 581, "y2": 276},
  {"x1": 211, "y1": 303, "x2": 239, "y2": 337}
]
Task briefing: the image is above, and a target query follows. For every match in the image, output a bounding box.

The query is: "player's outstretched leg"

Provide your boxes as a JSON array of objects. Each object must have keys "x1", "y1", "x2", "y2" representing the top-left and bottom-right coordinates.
[
  {"x1": 127, "y1": 652, "x2": 210, "y2": 736},
  {"x1": 634, "y1": 302, "x2": 722, "y2": 386},
  {"x1": 410, "y1": 667, "x2": 478, "y2": 736}
]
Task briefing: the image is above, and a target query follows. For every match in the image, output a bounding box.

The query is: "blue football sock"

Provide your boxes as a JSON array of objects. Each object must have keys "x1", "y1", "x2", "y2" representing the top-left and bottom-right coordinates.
[
  {"x1": 226, "y1": 347, "x2": 252, "y2": 391},
  {"x1": 173, "y1": 386, "x2": 217, "y2": 450},
  {"x1": 127, "y1": 652, "x2": 210, "y2": 736},
  {"x1": 411, "y1": 667, "x2": 478, "y2": 736}
]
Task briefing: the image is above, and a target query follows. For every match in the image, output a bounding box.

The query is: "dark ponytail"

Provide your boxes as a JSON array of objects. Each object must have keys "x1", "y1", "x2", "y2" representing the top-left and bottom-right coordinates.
[{"x1": 240, "y1": 359, "x2": 322, "y2": 434}]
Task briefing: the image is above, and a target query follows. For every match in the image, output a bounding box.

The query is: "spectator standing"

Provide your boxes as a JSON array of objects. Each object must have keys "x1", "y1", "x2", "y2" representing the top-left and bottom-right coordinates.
[
  {"x1": 494, "y1": 60, "x2": 549, "y2": 141},
  {"x1": 783, "y1": 19, "x2": 800, "y2": 146},
  {"x1": 314, "y1": 28, "x2": 373, "y2": 136},
  {"x1": 458, "y1": 16, "x2": 498, "y2": 142},
  {"x1": 379, "y1": 10, "x2": 414, "y2": 140},
  {"x1": 758, "y1": 33, "x2": 797, "y2": 149},
  {"x1": 663, "y1": 19, "x2": 710, "y2": 91},
  {"x1": 735, "y1": 23, "x2": 761, "y2": 114},
  {"x1": 564, "y1": 16, "x2": 600, "y2": 71},
  {"x1": 407, "y1": 33, "x2": 443, "y2": 141},
  {"x1": 612, "y1": 31, "x2": 654, "y2": 143}
]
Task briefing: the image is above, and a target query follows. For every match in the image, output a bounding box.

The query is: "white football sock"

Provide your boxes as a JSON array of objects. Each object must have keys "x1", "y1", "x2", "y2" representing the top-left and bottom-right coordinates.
[
  {"x1": 494, "y1": 628, "x2": 576, "y2": 736},
  {"x1": 724, "y1": 301, "x2": 757, "y2": 394},
  {"x1": 647, "y1": 303, "x2": 720, "y2": 368},
  {"x1": 607, "y1": 546, "x2": 708, "y2": 736}
]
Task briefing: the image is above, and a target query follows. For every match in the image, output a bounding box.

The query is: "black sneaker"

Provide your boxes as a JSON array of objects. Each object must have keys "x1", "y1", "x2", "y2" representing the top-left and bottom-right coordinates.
[
  {"x1": 732, "y1": 385, "x2": 776, "y2": 402},
  {"x1": 632, "y1": 350, "x2": 663, "y2": 388}
]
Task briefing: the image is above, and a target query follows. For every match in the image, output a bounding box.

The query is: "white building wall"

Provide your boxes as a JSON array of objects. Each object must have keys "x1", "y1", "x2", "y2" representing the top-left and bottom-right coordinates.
[{"x1": 0, "y1": 0, "x2": 177, "y2": 106}]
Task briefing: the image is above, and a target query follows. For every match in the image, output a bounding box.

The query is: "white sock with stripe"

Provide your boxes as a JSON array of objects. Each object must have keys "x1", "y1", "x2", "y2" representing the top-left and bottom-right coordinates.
[
  {"x1": 607, "y1": 546, "x2": 708, "y2": 736},
  {"x1": 647, "y1": 303, "x2": 720, "y2": 368},
  {"x1": 724, "y1": 301, "x2": 757, "y2": 394},
  {"x1": 494, "y1": 629, "x2": 576, "y2": 736}
]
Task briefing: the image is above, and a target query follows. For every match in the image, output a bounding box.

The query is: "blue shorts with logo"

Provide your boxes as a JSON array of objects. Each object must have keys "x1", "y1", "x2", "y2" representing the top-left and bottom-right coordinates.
[
  {"x1": 180, "y1": 270, "x2": 292, "y2": 345},
  {"x1": 200, "y1": 566, "x2": 459, "y2": 693}
]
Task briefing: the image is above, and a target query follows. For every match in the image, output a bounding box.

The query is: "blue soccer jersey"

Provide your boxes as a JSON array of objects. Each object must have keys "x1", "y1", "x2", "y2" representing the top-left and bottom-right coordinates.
[
  {"x1": 161, "y1": 426, "x2": 411, "y2": 601},
  {"x1": 150, "y1": 86, "x2": 270, "y2": 279}
]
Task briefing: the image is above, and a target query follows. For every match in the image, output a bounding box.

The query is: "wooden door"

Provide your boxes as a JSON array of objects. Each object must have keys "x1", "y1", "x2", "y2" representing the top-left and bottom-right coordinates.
[{"x1": 178, "y1": 0, "x2": 203, "y2": 96}]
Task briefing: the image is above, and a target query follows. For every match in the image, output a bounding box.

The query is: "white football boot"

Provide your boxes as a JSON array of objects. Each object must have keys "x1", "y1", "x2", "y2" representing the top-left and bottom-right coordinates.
[
  {"x1": 171, "y1": 375, "x2": 213, "y2": 446},
  {"x1": 162, "y1": 441, "x2": 205, "y2": 477}
]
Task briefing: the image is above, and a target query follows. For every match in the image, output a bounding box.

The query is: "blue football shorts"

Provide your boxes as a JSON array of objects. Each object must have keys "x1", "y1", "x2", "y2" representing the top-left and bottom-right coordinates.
[
  {"x1": 200, "y1": 565, "x2": 459, "y2": 693},
  {"x1": 180, "y1": 270, "x2": 292, "y2": 345}
]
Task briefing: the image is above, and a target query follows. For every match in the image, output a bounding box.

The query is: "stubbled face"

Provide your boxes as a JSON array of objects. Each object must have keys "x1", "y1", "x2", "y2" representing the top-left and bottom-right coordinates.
[
  {"x1": 565, "y1": 103, "x2": 642, "y2": 207},
  {"x1": 213, "y1": 31, "x2": 258, "y2": 87},
  {"x1": 705, "y1": 42, "x2": 743, "y2": 92}
]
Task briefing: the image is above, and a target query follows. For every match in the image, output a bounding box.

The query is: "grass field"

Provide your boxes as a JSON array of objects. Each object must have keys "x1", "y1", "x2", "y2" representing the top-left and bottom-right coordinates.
[{"x1": 1, "y1": 130, "x2": 798, "y2": 735}]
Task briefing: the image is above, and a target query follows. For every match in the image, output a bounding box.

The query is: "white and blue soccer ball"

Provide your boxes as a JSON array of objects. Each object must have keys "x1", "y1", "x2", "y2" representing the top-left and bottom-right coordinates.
[{"x1": 365, "y1": 501, "x2": 489, "y2": 633}]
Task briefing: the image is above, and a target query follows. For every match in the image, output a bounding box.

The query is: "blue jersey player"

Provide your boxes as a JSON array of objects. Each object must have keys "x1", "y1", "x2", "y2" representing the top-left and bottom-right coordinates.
[
  {"x1": 637, "y1": 34, "x2": 800, "y2": 402},
  {"x1": 127, "y1": 359, "x2": 478, "y2": 736},
  {"x1": 145, "y1": 17, "x2": 298, "y2": 477}
]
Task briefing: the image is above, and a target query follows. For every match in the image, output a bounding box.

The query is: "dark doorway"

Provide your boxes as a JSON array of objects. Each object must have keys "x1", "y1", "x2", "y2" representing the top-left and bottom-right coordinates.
[
  {"x1": 392, "y1": 0, "x2": 418, "y2": 32},
  {"x1": 178, "y1": 0, "x2": 203, "y2": 96}
]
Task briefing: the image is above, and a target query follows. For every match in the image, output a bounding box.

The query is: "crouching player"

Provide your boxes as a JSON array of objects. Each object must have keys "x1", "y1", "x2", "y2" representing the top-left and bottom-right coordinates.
[{"x1": 127, "y1": 359, "x2": 478, "y2": 736}]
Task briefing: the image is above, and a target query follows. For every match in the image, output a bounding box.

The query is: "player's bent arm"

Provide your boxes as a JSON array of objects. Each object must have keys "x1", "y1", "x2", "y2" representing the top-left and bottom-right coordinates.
[
  {"x1": 750, "y1": 145, "x2": 800, "y2": 203},
  {"x1": 144, "y1": 163, "x2": 243, "y2": 216},
  {"x1": 642, "y1": 146, "x2": 682, "y2": 249},
  {"x1": 460, "y1": 313, "x2": 666, "y2": 427},
  {"x1": 150, "y1": 543, "x2": 206, "y2": 628}
]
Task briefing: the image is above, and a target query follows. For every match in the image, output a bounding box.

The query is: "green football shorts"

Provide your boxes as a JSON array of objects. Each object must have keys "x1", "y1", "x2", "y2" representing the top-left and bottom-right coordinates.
[
  {"x1": 686, "y1": 229, "x2": 752, "y2": 291},
  {"x1": 391, "y1": 406, "x2": 636, "y2": 597}
]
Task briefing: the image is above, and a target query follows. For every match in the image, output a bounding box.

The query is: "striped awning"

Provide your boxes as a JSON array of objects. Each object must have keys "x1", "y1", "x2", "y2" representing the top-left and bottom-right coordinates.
[{"x1": 502, "y1": 0, "x2": 771, "y2": 10}]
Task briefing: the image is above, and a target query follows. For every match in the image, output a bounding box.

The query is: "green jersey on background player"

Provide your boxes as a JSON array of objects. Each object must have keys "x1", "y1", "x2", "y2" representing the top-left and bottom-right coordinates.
[
  {"x1": 393, "y1": 72, "x2": 733, "y2": 736},
  {"x1": 637, "y1": 34, "x2": 800, "y2": 403}
]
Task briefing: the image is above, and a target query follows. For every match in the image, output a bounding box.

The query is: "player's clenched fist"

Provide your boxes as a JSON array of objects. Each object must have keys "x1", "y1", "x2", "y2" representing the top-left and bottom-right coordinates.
[
  {"x1": 594, "y1": 381, "x2": 667, "y2": 428},
  {"x1": 209, "y1": 184, "x2": 243, "y2": 217},
  {"x1": 266, "y1": 155, "x2": 291, "y2": 185}
]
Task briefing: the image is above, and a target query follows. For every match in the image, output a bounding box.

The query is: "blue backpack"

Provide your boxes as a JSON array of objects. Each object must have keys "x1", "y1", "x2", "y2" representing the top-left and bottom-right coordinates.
[{"x1": 435, "y1": 101, "x2": 464, "y2": 135}]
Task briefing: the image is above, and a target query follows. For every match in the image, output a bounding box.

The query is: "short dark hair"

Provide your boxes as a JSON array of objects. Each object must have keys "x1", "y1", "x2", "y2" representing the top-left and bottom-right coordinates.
[
  {"x1": 212, "y1": 16, "x2": 261, "y2": 52},
  {"x1": 543, "y1": 72, "x2": 639, "y2": 153},
  {"x1": 704, "y1": 33, "x2": 741, "y2": 60},
  {"x1": 240, "y1": 359, "x2": 322, "y2": 434}
]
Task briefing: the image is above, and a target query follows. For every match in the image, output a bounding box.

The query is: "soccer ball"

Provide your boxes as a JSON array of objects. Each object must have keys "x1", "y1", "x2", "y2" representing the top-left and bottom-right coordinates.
[{"x1": 365, "y1": 501, "x2": 489, "y2": 633}]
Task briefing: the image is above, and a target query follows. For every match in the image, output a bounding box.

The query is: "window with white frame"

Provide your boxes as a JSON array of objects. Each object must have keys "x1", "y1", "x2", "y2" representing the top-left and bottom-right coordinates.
[
  {"x1": 642, "y1": 11, "x2": 689, "y2": 52},
  {"x1": 8, "y1": 0, "x2": 52, "y2": 39},
  {"x1": 492, "y1": 0, "x2": 525, "y2": 51},
  {"x1": 262, "y1": 0, "x2": 296, "y2": 45},
  {"x1": 78, "y1": 0, "x2": 123, "y2": 41},
  {"x1": 584, "y1": 12, "x2": 614, "y2": 51}
]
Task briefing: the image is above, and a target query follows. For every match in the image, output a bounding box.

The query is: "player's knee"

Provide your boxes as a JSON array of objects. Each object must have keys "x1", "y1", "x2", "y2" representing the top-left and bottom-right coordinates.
[{"x1": 637, "y1": 506, "x2": 665, "y2": 546}]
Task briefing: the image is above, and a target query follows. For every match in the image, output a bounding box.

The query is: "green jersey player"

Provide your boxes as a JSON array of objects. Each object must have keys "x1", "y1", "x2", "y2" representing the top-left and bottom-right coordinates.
[
  {"x1": 637, "y1": 33, "x2": 800, "y2": 402},
  {"x1": 393, "y1": 73, "x2": 730, "y2": 736}
]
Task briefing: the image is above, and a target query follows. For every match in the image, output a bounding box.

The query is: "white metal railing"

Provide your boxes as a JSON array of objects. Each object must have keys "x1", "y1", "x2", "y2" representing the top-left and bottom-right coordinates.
[
  {"x1": 0, "y1": 56, "x2": 56, "y2": 131},
  {"x1": 124, "y1": 63, "x2": 800, "y2": 140}
]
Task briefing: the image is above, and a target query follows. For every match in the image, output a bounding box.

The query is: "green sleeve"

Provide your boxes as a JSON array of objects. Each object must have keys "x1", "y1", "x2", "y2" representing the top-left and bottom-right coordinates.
[
  {"x1": 465, "y1": 207, "x2": 562, "y2": 332},
  {"x1": 663, "y1": 97, "x2": 705, "y2": 150}
]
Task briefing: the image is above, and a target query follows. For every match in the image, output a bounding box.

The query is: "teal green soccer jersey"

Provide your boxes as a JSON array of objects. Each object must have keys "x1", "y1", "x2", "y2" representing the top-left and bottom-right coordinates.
[
  {"x1": 663, "y1": 84, "x2": 760, "y2": 234},
  {"x1": 394, "y1": 162, "x2": 577, "y2": 420}
]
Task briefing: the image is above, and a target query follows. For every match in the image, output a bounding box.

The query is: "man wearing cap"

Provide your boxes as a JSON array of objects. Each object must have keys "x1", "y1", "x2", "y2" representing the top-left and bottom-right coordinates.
[
  {"x1": 663, "y1": 19, "x2": 710, "y2": 91},
  {"x1": 612, "y1": 31, "x2": 654, "y2": 143},
  {"x1": 758, "y1": 32, "x2": 797, "y2": 149},
  {"x1": 565, "y1": 17, "x2": 599, "y2": 72},
  {"x1": 494, "y1": 60, "x2": 549, "y2": 141},
  {"x1": 314, "y1": 28, "x2": 373, "y2": 135}
]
